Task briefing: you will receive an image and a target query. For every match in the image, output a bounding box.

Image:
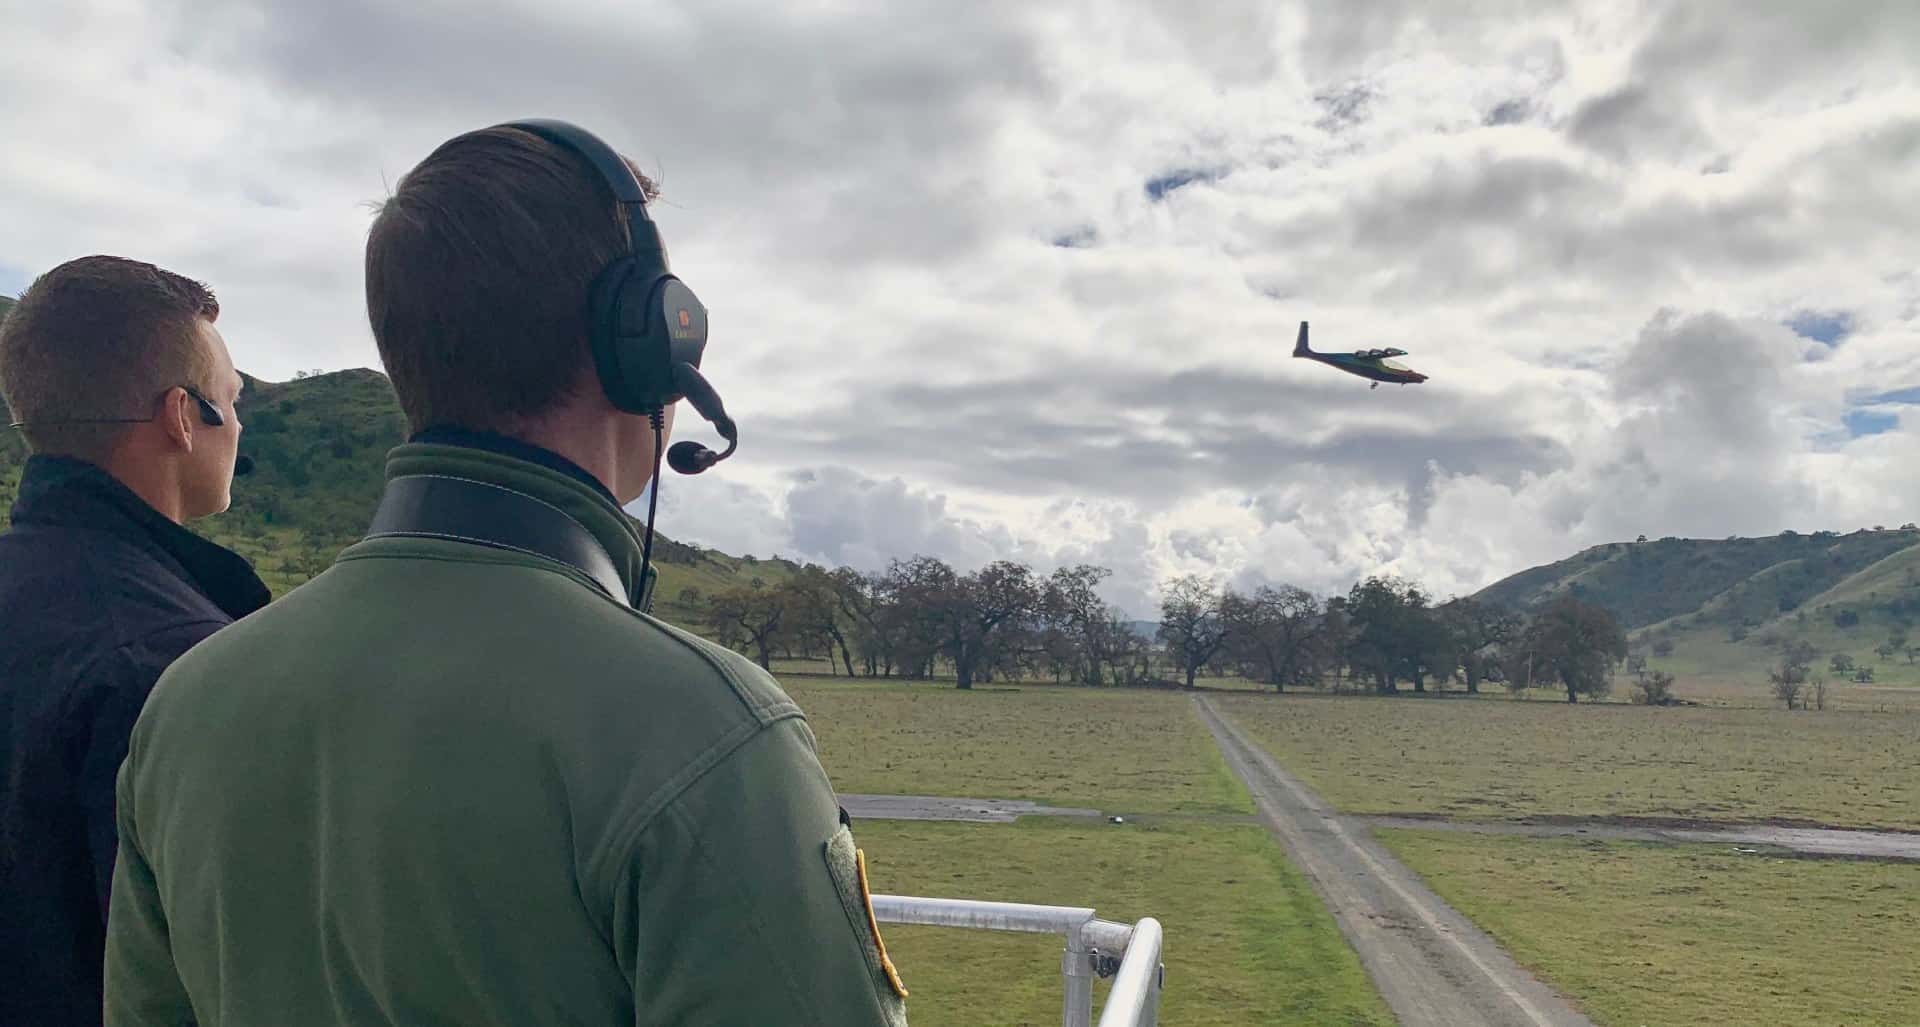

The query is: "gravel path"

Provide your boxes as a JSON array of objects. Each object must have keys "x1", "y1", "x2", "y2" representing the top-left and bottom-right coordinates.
[{"x1": 1194, "y1": 695, "x2": 1594, "y2": 1027}]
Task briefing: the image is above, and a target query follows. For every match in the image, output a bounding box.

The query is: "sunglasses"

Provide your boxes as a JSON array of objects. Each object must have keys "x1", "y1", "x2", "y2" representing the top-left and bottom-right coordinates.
[{"x1": 8, "y1": 385, "x2": 230, "y2": 430}]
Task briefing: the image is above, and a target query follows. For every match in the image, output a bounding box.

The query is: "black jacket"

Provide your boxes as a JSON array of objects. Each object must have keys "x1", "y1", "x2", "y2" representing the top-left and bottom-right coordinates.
[{"x1": 0, "y1": 456, "x2": 269, "y2": 1026}]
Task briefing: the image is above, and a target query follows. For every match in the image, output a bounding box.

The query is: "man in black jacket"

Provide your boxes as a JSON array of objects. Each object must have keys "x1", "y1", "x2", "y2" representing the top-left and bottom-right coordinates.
[{"x1": 0, "y1": 255, "x2": 269, "y2": 1026}]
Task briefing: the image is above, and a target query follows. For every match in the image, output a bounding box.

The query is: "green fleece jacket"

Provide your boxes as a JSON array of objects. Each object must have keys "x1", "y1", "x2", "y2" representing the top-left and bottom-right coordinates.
[{"x1": 104, "y1": 443, "x2": 908, "y2": 1026}]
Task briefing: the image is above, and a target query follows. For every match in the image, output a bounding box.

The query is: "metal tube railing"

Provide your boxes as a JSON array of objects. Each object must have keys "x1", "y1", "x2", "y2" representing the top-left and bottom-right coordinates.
[
  {"x1": 871, "y1": 895, "x2": 1164, "y2": 1027},
  {"x1": 1096, "y1": 917, "x2": 1163, "y2": 1027}
]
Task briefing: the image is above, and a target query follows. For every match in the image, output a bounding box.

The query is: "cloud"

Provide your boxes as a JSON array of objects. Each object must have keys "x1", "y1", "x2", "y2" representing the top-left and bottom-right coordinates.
[
  {"x1": 5, "y1": 0, "x2": 1919, "y2": 618},
  {"x1": 1566, "y1": 84, "x2": 1715, "y2": 165},
  {"x1": 1484, "y1": 98, "x2": 1534, "y2": 127}
]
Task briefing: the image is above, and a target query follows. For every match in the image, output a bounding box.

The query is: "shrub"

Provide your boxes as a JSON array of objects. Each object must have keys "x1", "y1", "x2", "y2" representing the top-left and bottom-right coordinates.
[{"x1": 1631, "y1": 670, "x2": 1676, "y2": 706}]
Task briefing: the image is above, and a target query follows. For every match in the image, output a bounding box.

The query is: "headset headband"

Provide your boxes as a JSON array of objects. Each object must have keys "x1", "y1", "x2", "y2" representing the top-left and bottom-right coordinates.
[{"x1": 505, "y1": 118, "x2": 661, "y2": 255}]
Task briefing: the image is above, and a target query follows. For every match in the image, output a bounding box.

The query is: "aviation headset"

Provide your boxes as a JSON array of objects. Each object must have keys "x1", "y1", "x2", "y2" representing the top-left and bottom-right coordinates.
[
  {"x1": 500, "y1": 119, "x2": 741, "y2": 603},
  {"x1": 499, "y1": 118, "x2": 737, "y2": 474}
]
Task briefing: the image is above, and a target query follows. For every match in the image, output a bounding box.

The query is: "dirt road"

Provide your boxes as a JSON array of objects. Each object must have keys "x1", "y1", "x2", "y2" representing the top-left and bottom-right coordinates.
[{"x1": 1193, "y1": 695, "x2": 1594, "y2": 1027}]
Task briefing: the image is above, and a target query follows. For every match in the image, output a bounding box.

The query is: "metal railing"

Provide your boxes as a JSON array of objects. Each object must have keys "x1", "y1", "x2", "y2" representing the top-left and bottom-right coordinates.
[{"x1": 871, "y1": 894, "x2": 1164, "y2": 1027}]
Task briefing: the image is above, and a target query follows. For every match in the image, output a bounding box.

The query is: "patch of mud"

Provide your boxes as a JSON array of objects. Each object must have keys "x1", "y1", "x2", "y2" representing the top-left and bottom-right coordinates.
[
  {"x1": 1359, "y1": 815, "x2": 1920, "y2": 861},
  {"x1": 838, "y1": 794, "x2": 1103, "y2": 823}
]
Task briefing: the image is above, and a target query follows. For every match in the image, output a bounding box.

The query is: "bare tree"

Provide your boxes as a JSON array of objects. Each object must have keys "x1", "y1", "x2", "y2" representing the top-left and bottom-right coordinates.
[
  {"x1": 938, "y1": 560, "x2": 1044, "y2": 689},
  {"x1": 1100, "y1": 614, "x2": 1154, "y2": 686},
  {"x1": 1043, "y1": 565, "x2": 1117, "y2": 686},
  {"x1": 1769, "y1": 640, "x2": 1818, "y2": 710},
  {"x1": 1222, "y1": 585, "x2": 1323, "y2": 692},
  {"x1": 1157, "y1": 575, "x2": 1232, "y2": 689},
  {"x1": 785, "y1": 565, "x2": 858, "y2": 676},
  {"x1": 876, "y1": 556, "x2": 956, "y2": 679},
  {"x1": 707, "y1": 583, "x2": 791, "y2": 671}
]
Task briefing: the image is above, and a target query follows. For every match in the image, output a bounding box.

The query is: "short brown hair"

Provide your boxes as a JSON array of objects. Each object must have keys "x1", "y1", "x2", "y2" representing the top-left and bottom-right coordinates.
[
  {"x1": 0, "y1": 255, "x2": 220, "y2": 460},
  {"x1": 365, "y1": 125, "x2": 657, "y2": 434}
]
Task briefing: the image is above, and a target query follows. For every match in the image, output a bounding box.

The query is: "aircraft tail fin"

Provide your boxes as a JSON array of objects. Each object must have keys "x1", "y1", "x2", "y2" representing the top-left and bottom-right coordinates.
[{"x1": 1293, "y1": 321, "x2": 1310, "y2": 357}]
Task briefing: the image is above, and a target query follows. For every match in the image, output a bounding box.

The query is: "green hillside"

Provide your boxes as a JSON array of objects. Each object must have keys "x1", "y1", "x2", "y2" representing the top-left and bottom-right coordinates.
[
  {"x1": 1476, "y1": 530, "x2": 1920, "y2": 629},
  {"x1": 0, "y1": 365, "x2": 793, "y2": 624},
  {"x1": 1478, "y1": 528, "x2": 1920, "y2": 694}
]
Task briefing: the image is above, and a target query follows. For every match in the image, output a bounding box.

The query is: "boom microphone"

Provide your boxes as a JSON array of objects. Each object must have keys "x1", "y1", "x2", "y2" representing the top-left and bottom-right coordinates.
[
  {"x1": 666, "y1": 362, "x2": 738, "y2": 476},
  {"x1": 233, "y1": 454, "x2": 255, "y2": 477},
  {"x1": 667, "y1": 439, "x2": 727, "y2": 475}
]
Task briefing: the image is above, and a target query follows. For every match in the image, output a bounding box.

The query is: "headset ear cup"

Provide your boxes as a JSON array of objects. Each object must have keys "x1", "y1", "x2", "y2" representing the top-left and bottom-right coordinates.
[
  {"x1": 618, "y1": 271, "x2": 675, "y2": 411},
  {"x1": 589, "y1": 257, "x2": 641, "y2": 411}
]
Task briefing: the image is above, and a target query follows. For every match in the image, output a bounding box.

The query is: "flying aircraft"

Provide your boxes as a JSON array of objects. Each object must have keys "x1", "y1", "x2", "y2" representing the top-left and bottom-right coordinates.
[{"x1": 1291, "y1": 321, "x2": 1428, "y2": 389}]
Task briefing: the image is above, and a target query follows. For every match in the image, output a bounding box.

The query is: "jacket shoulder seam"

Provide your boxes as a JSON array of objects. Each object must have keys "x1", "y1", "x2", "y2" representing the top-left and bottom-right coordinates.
[{"x1": 589, "y1": 709, "x2": 807, "y2": 893}]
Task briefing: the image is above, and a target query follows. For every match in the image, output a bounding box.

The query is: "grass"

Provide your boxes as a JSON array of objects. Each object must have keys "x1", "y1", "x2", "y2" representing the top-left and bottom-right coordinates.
[
  {"x1": 857, "y1": 817, "x2": 1392, "y2": 1027},
  {"x1": 1643, "y1": 628, "x2": 1920, "y2": 710},
  {"x1": 1375, "y1": 829, "x2": 1920, "y2": 1026},
  {"x1": 786, "y1": 676, "x2": 1252, "y2": 815},
  {"x1": 1216, "y1": 691, "x2": 1920, "y2": 830},
  {"x1": 778, "y1": 674, "x2": 1389, "y2": 1024}
]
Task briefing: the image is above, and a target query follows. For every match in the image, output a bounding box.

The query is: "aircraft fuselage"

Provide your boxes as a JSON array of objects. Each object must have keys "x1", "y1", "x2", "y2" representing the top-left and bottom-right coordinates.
[{"x1": 1290, "y1": 321, "x2": 1428, "y2": 385}]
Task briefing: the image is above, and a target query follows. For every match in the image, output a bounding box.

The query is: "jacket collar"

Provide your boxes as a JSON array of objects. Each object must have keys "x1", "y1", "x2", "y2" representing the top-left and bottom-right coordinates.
[
  {"x1": 8, "y1": 455, "x2": 272, "y2": 620},
  {"x1": 378, "y1": 441, "x2": 658, "y2": 610},
  {"x1": 408, "y1": 426, "x2": 619, "y2": 506}
]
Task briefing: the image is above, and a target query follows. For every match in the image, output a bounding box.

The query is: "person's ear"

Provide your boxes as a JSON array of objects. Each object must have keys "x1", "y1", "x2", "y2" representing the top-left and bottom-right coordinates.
[{"x1": 160, "y1": 387, "x2": 196, "y2": 453}]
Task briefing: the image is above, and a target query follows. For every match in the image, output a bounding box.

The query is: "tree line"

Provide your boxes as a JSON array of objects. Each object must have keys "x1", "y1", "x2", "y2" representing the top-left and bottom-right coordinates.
[{"x1": 686, "y1": 556, "x2": 1633, "y2": 702}]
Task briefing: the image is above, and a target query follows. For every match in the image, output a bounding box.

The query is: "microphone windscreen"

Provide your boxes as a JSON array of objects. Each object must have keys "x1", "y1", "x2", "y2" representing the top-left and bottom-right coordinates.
[
  {"x1": 233, "y1": 454, "x2": 255, "y2": 477},
  {"x1": 666, "y1": 440, "x2": 710, "y2": 475}
]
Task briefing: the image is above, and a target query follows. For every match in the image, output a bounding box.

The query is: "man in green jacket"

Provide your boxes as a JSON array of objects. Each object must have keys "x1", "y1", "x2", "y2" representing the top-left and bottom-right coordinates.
[{"x1": 104, "y1": 121, "x2": 909, "y2": 1026}]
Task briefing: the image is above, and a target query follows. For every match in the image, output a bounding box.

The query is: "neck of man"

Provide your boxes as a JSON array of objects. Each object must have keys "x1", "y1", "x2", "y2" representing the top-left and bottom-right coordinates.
[
  {"x1": 101, "y1": 438, "x2": 189, "y2": 525},
  {"x1": 509, "y1": 398, "x2": 660, "y2": 507}
]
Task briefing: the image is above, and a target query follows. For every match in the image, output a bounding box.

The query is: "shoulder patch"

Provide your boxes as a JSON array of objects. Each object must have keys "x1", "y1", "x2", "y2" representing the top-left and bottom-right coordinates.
[{"x1": 824, "y1": 824, "x2": 910, "y2": 1024}]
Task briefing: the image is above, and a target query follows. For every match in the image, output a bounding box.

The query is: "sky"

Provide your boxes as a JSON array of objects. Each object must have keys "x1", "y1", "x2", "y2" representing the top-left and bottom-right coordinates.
[{"x1": 3, "y1": 0, "x2": 1918, "y2": 618}]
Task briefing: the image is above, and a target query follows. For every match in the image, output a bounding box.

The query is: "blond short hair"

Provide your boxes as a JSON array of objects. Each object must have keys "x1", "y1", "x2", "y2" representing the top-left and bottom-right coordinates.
[{"x1": 0, "y1": 255, "x2": 219, "y2": 461}]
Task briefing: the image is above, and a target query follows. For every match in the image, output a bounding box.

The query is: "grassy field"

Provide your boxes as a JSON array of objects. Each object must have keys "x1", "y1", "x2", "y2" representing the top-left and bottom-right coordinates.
[
  {"x1": 786, "y1": 676, "x2": 1251, "y2": 815},
  {"x1": 779, "y1": 674, "x2": 1390, "y2": 1024},
  {"x1": 1376, "y1": 829, "x2": 1920, "y2": 1026},
  {"x1": 1216, "y1": 691, "x2": 1920, "y2": 830},
  {"x1": 1640, "y1": 629, "x2": 1920, "y2": 711},
  {"x1": 861, "y1": 818, "x2": 1392, "y2": 1027}
]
